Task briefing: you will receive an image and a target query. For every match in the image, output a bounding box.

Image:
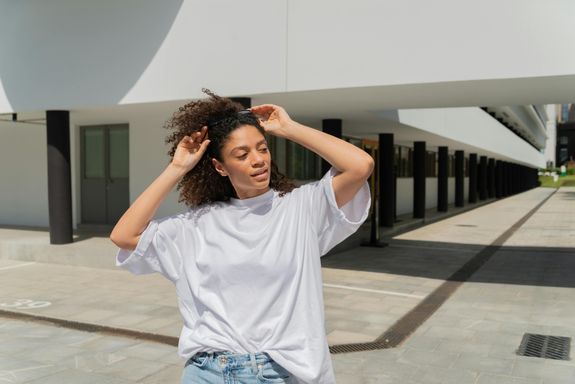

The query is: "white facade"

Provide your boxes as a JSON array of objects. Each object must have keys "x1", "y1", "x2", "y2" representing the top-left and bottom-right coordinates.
[{"x1": 1, "y1": 0, "x2": 572, "y2": 228}]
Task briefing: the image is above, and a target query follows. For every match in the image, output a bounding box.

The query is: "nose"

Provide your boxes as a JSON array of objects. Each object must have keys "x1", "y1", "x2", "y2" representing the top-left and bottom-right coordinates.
[{"x1": 251, "y1": 151, "x2": 265, "y2": 167}]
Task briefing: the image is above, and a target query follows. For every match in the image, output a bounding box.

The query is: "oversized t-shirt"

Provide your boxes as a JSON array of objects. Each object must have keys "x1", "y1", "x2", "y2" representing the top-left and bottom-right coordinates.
[{"x1": 116, "y1": 168, "x2": 370, "y2": 383}]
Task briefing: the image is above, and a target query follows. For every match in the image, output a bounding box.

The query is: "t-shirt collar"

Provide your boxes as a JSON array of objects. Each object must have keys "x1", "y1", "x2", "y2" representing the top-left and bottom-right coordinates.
[{"x1": 229, "y1": 188, "x2": 274, "y2": 207}]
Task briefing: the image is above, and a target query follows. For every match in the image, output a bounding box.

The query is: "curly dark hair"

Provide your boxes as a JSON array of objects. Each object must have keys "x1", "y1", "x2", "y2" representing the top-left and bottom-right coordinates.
[{"x1": 164, "y1": 89, "x2": 296, "y2": 207}]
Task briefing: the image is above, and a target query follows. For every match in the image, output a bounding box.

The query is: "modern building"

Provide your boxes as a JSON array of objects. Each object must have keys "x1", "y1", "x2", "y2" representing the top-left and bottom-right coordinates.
[
  {"x1": 556, "y1": 104, "x2": 575, "y2": 167},
  {"x1": 1, "y1": 0, "x2": 574, "y2": 244}
]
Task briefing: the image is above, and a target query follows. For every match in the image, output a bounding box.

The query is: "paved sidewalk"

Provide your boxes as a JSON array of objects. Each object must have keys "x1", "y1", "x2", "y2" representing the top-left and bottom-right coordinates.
[{"x1": 1, "y1": 187, "x2": 574, "y2": 383}]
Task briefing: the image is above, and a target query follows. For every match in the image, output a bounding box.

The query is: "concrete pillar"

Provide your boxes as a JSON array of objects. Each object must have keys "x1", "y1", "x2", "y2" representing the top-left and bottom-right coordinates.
[
  {"x1": 511, "y1": 163, "x2": 519, "y2": 195},
  {"x1": 437, "y1": 146, "x2": 448, "y2": 212},
  {"x1": 413, "y1": 141, "x2": 426, "y2": 218},
  {"x1": 379, "y1": 134, "x2": 395, "y2": 227},
  {"x1": 495, "y1": 160, "x2": 503, "y2": 198},
  {"x1": 479, "y1": 156, "x2": 488, "y2": 200},
  {"x1": 455, "y1": 150, "x2": 464, "y2": 207},
  {"x1": 469, "y1": 153, "x2": 478, "y2": 203},
  {"x1": 321, "y1": 119, "x2": 342, "y2": 175},
  {"x1": 488, "y1": 158, "x2": 496, "y2": 198},
  {"x1": 46, "y1": 110, "x2": 73, "y2": 244}
]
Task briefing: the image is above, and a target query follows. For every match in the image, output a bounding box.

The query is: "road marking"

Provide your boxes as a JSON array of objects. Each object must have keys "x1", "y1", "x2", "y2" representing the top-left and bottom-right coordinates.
[
  {"x1": 323, "y1": 283, "x2": 424, "y2": 299},
  {"x1": 0, "y1": 262, "x2": 36, "y2": 271},
  {"x1": 0, "y1": 299, "x2": 52, "y2": 309}
]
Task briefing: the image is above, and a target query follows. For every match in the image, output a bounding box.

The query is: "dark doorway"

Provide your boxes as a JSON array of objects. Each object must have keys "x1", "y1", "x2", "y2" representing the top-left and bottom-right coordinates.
[{"x1": 80, "y1": 125, "x2": 129, "y2": 226}]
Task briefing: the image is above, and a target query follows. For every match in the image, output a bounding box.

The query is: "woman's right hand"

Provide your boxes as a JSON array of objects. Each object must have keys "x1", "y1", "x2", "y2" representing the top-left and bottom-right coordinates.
[{"x1": 171, "y1": 126, "x2": 211, "y2": 173}]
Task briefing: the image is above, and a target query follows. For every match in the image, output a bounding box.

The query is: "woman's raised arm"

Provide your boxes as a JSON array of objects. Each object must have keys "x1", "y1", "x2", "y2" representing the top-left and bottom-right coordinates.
[
  {"x1": 251, "y1": 105, "x2": 374, "y2": 208},
  {"x1": 110, "y1": 128, "x2": 210, "y2": 250}
]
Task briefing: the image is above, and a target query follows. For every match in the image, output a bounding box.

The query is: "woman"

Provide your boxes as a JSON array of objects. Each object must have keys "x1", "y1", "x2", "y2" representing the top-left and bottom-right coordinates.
[{"x1": 110, "y1": 89, "x2": 373, "y2": 383}]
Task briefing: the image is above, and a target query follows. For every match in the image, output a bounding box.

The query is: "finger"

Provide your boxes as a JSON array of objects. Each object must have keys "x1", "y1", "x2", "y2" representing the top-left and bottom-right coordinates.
[
  {"x1": 251, "y1": 104, "x2": 277, "y2": 111},
  {"x1": 197, "y1": 139, "x2": 211, "y2": 155},
  {"x1": 199, "y1": 126, "x2": 208, "y2": 141},
  {"x1": 179, "y1": 135, "x2": 193, "y2": 146}
]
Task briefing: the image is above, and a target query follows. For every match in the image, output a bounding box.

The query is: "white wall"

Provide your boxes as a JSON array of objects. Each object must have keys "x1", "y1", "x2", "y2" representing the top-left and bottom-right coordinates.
[
  {"x1": 0, "y1": 109, "x2": 186, "y2": 228},
  {"x1": 448, "y1": 178, "x2": 455, "y2": 205},
  {"x1": 397, "y1": 176, "x2": 470, "y2": 217},
  {"x1": 0, "y1": 123, "x2": 49, "y2": 226},
  {"x1": 0, "y1": 0, "x2": 287, "y2": 112},
  {"x1": 396, "y1": 177, "x2": 441, "y2": 215},
  {"x1": 287, "y1": 0, "x2": 575, "y2": 92},
  {"x1": 2, "y1": 0, "x2": 575, "y2": 112},
  {"x1": 396, "y1": 178, "x2": 413, "y2": 216},
  {"x1": 127, "y1": 114, "x2": 185, "y2": 218},
  {"x1": 398, "y1": 107, "x2": 546, "y2": 168},
  {"x1": 69, "y1": 106, "x2": 186, "y2": 228},
  {"x1": 426, "y1": 178, "x2": 438, "y2": 210}
]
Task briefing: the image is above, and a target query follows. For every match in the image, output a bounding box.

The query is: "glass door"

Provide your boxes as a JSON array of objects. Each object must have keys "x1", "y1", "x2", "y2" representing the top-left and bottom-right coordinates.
[{"x1": 81, "y1": 125, "x2": 129, "y2": 225}]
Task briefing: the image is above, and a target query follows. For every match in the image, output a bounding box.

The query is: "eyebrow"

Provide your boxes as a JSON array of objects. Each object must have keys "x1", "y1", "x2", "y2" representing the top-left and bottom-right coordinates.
[{"x1": 230, "y1": 140, "x2": 267, "y2": 155}]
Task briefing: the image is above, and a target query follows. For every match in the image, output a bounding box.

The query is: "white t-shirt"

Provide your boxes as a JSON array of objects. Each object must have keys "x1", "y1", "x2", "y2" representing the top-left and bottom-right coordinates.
[{"x1": 116, "y1": 168, "x2": 370, "y2": 383}]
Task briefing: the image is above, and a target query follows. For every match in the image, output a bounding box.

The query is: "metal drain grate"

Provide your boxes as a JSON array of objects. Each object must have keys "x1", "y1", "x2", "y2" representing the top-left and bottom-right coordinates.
[
  {"x1": 330, "y1": 341, "x2": 388, "y2": 354},
  {"x1": 456, "y1": 224, "x2": 477, "y2": 227},
  {"x1": 517, "y1": 334, "x2": 571, "y2": 360}
]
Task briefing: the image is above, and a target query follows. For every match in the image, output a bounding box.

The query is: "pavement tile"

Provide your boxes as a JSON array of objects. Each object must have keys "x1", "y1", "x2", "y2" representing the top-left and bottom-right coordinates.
[
  {"x1": 1, "y1": 187, "x2": 574, "y2": 383},
  {"x1": 140, "y1": 364, "x2": 182, "y2": 384},
  {"x1": 23, "y1": 368, "x2": 133, "y2": 384},
  {"x1": 411, "y1": 365, "x2": 479, "y2": 384},
  {"x1": 92, "y1": 356, "x2": 168, "y2": 382},
  {"x1": 0, "y1": 359, "x2": 66, "y2": 383},
  {"x1": 452, "y1": 353, "x2": 515, "y2": 375},
  {"x1": 398, "y1": 348, "x2": 460, "y2": 368}
]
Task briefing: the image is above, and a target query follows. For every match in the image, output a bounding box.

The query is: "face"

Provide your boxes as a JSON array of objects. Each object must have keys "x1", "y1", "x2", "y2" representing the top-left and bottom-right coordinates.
[{"x1": 212, "y1": 125, "x2": 271, "y2": 199}]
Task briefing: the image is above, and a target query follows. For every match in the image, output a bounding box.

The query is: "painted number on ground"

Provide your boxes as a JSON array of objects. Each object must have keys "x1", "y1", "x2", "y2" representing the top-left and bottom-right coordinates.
[{"x1": 0, "y1": 299, "x2": 52, "y2": 309}]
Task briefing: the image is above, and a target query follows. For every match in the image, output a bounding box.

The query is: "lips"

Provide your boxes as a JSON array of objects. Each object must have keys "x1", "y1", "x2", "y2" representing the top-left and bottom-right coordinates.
[{"x1": 251, "y1": 168, "x2": 268, "y2": 178}]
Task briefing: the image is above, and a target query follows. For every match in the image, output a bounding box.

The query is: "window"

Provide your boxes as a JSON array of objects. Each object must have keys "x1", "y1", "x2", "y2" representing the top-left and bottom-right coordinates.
[
  {"x1": 559, "y1": 136, "x2": 569, "y2": 145},
  {"x1": 559, "y1": 148, "x2": 569, "y2": 163},
  {"x1": 394, "y1": 145, "x2": 413, "y2": 178},
  {"x1": 448, "y1": 154, "x2": 455, "y2": 177},
  {"x1": 286, "y1": 141, "x2": 320, "y2": 180},
  {"x1": 425, "y1": 151, "x2": 437, "y2": 177}
]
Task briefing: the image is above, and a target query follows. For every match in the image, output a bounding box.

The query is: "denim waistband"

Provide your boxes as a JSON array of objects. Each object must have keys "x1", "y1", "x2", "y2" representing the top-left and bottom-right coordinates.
[{"x1": 193, "y1": 351, "x2": 273, "y2": 366}]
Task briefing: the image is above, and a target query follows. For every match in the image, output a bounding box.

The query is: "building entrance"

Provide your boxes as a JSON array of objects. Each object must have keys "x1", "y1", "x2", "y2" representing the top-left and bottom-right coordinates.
[{"x1": 80, "y1": 124, "x2": 129, "y2": 226}]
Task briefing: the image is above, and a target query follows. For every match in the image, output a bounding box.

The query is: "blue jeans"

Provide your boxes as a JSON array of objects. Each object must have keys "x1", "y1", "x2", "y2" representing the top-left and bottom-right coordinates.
[{"x1": 181, "y1": 351, "x2": 293, "y2": 384}]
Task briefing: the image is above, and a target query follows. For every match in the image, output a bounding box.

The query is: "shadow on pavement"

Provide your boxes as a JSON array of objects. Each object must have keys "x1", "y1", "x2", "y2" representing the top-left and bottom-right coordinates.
[{"x1": 322, "y1": 239, "x2": 575, "y2": 288}]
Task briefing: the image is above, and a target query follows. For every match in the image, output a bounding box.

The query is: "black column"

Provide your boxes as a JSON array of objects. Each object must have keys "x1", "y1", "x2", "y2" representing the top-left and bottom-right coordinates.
[
  {"x1": 455, "y1": 150, "x2": 464, "y2": 207},
  {"x1": 46, "y1": 110, "x2": 73, "y2": 244},
  {"x1": 469, "y1": 154, "x2": 478, "y2": 203},
  {"x1": 437, "y1": 146, "x2": 448, "y2": 212},
  {"x1": 495, "y1": 160, "x2": 503, "y2": 198},
  {"x1": 413, "y1": 142, "x2": 426, "y2": 218},
  {"x1": 504, "y1": 162, "x2": 508, "y2": 195},
  {"x1": 479, "y1": 156, "x2": 488, "y2": 200},
  {"x1": 511, "y1": 163, "x2": 519, "y2": 195},
  {"x1": 379, "y1": 134, "x2": 395, "y2": 227},
  {"x1": 321, "y1": 119, "x2": 342, "y2": 175},
  {"x1": 511, "y1": 164, "x2": 519, "y2": 195},
  {"x1": 488, "y1": 158, "x2": 496, "y2": 198}
]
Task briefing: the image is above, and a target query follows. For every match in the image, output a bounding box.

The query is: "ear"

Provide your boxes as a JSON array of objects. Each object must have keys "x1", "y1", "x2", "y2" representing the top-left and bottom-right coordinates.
[{"x1": 211, "y1": 158, "x2": 228, "y2": 177}]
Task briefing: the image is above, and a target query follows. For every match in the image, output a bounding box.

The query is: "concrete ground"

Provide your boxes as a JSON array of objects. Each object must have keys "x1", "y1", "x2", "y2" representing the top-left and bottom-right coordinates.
[{"x1": 0, "y1": 186, "x2": 574, "y2": 383}]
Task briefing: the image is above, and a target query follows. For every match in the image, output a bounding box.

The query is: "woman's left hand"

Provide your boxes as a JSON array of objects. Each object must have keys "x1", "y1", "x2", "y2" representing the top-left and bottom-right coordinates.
[{"x1": 250, "y1": 104, "x2": 293, "y2": 137}]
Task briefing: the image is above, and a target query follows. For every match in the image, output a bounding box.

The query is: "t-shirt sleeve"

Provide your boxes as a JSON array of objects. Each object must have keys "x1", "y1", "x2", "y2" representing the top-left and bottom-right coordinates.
[
  {"x1": 115, "y1": 215, "x2": 184, "y2": 282},
  {"x1": 303, "y1": 167, "x2": 371, "y2": 255}
]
